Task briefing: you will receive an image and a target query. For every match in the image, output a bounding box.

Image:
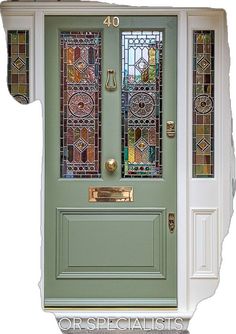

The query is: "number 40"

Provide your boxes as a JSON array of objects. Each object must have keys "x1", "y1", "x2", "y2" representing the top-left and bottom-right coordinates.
[{"x1": 103, "y1": 16, "x2": 120, "y2": 28}]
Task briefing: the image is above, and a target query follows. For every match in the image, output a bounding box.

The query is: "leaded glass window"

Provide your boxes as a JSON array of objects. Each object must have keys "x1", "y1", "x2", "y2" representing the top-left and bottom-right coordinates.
[
  {"x1": 7, "y1": 30, "x2": 29, "y2": 104},
  {"x1": 193, "y1": 31, "x2": 215, "y2": 178},
  {"x1": 60, "y1": 32, "x2": 102, "y2": 178},
  {"x1": 121, "y1": 31, "x2": 163, "y2": 178}
]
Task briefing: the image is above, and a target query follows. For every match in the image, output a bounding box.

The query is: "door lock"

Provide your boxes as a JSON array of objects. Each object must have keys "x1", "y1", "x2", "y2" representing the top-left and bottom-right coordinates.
[
  {"x1": 166, "y1": 121, "x2": 176, "y2": 138},
  {"x1": 168, "y1": 213, "x2": 176, "y2": 233}
]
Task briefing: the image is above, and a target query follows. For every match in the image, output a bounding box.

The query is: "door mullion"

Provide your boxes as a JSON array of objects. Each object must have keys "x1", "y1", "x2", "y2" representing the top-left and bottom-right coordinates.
[{"x1": 102, "y1": 27, "x2": 121, "y2": 182}]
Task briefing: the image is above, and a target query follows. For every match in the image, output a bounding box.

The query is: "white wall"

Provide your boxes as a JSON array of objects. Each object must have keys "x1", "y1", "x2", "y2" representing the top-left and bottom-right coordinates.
[{"x1": 0, "y1": 1, "x2": 235, "y2": 334}]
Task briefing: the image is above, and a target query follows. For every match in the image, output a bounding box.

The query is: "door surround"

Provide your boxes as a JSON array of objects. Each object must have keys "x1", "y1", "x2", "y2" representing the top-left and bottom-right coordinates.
[{"x1": 0, "y1": 2, "x2": 232, "y2": 330}]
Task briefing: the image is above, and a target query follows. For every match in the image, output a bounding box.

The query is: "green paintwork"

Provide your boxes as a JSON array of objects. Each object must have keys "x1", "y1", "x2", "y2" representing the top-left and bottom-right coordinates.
[
  {"x1": 56, "y1": 209, "x2": 166, "y2": 280},
  {"x1": 44, "y1": 15, "x2": 177, "y2": 308}
]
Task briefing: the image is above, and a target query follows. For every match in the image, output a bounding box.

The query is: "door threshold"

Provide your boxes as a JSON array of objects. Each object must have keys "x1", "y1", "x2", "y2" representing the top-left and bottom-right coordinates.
[{"x1": 45, "y1": 307, "x2": 178, "y2": 311}]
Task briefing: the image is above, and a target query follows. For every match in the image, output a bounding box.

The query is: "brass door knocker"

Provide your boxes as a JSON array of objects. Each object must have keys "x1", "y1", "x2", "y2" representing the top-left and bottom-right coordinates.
[{"x1": 105, "y1": 69, "x2": 117, "y2": 91}]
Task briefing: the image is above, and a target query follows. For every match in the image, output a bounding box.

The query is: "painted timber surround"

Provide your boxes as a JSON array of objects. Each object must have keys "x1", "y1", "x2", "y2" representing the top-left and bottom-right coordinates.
[{"x1": 0, "y1": 1, "x2": 234, "y2": 331}]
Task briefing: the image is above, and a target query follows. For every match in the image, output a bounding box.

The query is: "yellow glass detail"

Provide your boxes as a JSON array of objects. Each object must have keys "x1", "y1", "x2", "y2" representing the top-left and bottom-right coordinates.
[
  {"x1": 128, "y1": 146, "x2": 135, "y2": 163},
  {"x1": 149, "y1": 47, "x2": 156, "y2": 65},
  {"x1": 141, "y1": 69, "x2": 149, "y2": 82},
  {"x1": 19, "y1": 85, "x2": 27, "y2": 94},
  {"x1": 196, "y1": 33, "x2": 204, "y2": 43},
  {"x1": 67, "y1": 47, "x2": 74, "y2": 65},
  {"x1": 74, "y1": 69, "x2": 81, "y2": 83},
  {"x1": 67, "y1": 65, "x2": 75, "y2": 82},
  {"x1": 128, "y1": 128, "x2": 135, "y2": 145},
  {"x1": 87, "y1": 146, "x2": 94, "y2": 163},
  {"x1": 19, "y1": 33, "x2": 26, "y2": 44},
  {"x1": 81, "y1": 128, "x2": 88, "y2": 141}
]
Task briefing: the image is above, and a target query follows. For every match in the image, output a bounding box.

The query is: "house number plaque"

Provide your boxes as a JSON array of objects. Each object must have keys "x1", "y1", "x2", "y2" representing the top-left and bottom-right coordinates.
[{"x1": 103, "y1": 16, "x2": 120, "y2": 28}]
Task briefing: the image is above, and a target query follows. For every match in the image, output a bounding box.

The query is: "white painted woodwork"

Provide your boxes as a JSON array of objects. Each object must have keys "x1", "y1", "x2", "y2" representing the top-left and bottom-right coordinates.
[
  {"x1": 191, "y1": 209, "x2": 218, "y2": 278},
  {"x1": 0, "y1": 2, "x2": 234, "y2": 330}
]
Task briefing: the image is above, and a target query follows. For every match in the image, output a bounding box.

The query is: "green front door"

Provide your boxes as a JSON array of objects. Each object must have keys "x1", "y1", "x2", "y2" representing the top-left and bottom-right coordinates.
[{"x1": 44, "y1": 15, "x2": 177, "y2": 308}]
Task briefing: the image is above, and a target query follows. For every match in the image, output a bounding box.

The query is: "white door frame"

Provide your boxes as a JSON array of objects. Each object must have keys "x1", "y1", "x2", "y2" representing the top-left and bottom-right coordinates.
[{"x1": 1, "y1": 2, "x2": 232, "y2": 330}]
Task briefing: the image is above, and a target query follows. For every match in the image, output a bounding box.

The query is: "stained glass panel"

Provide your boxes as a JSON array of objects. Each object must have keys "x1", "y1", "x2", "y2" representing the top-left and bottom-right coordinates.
[
  {"x1": 7, "y1": 30, "x2": 29, "y2": 104},
  {"x1": 60, "y1": 32, "x2": 102, "y2": 178},
  {"x1": 121, "y1": 31, "x2": 163, "y2": 178},
  {"x1": 193, "y1": 31, "x2": 215, "y2": 178}
]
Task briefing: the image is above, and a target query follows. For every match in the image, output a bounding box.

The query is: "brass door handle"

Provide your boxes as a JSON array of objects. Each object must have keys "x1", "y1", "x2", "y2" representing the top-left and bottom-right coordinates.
[
  {"x1": 105, "y1": 158, "x2": 118, "y2": 173},
  {"x1": 105, "y1": 69, "x2": 117, "y2": 91}
]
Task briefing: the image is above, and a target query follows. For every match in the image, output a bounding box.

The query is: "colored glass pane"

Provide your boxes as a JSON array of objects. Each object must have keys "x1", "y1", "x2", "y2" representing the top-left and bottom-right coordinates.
[
  {"x1": 193, "y1": 31, "x2": 215, "y2": 178},
  {"x1": 121, "y1": 31, "x2": 163, "y2": 178},
  {"x1": 60, "y1": 32, "x2": 102, "y2": 178},
  {"x1": 7, "y1": 30, "x2": 29, "y2": 104}
]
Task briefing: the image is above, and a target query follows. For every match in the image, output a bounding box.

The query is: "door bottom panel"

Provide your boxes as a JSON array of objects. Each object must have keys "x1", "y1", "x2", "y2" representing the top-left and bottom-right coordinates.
[{"x1": 57, "y1": 208, "x2": 166, "y2": 279}]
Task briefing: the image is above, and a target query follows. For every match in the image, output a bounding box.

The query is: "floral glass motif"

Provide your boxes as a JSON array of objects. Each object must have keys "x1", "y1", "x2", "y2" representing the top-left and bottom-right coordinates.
[
  {"x1": 193, "y1": 31, "x2": 215, "y2": 178},
  {"x1": 7, "y1": 30, "x2": 29, "y2": 104},
  {"x1": 122, "y1": 31, "x2": 163, "y2": 178},
  {"x1": 60, "y1": 32, "x2": 102, "y2": 178}
]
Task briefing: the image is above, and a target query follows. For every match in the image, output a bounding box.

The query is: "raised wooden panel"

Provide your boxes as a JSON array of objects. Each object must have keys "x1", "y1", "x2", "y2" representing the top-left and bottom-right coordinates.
[
  {"x1": 191, "y1": 209, "x2": 218, "y2": 278},
  {"x1": 68, "y1": 216, "x2": 154, "y2": 267},
  {"x1": 57, "y1": 208, "x2": 166, "y2": 279}
]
